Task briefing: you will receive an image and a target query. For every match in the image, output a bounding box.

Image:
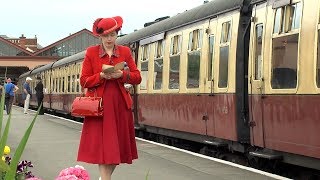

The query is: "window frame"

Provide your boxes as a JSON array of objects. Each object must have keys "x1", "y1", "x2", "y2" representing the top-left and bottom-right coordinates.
[
  {"x1": 270, "y1": 1, "x2": 302, "y2": 92},
  {"x1": 217, "y1": 20, "x2": 232, "y2": 90}
]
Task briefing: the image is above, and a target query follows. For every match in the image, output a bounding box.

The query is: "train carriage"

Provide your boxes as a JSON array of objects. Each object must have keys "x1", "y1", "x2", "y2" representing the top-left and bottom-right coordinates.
[
  {"x1": 117, "y1": 0, "x2": 252, "y2": 148},
  {"x1": 49, "y1": 52, "x2": 84, "y2": 114},
  {"x1": 16, "y1": 0, "x2": 320, "y2": 174},
  {"x1": 18, "y1": 52, "x2": 84, "y2": 114},
  {"x1": 248, "y1": 0, "x2": 320, "y2": 170}
]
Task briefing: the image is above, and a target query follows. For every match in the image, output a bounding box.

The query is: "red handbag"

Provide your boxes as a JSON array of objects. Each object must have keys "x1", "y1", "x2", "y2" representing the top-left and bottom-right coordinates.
[{"x1": 71, "y1": 96, "x2": 103, "y2": 117}]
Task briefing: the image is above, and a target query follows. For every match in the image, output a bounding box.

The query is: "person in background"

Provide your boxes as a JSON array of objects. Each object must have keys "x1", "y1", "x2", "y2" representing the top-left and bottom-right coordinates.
[
  {"x1": 23, "y1": 77, "x2": 32, "y2": 114},
  {"x1": 1, "y1": 83, "x2": 5, "y2": 110},
  {"x1": 4, "y1": 78, "x2": 18, "y2": 114},
  {"x1": 35, "y1": 77, "x2": 44, "y2": 115},
  {"x1": 77, "y1": 16, "x2": 142, "y2": 180}
]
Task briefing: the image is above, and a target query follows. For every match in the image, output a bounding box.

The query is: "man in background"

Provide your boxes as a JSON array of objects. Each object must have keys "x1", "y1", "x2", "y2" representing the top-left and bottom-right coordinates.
[
  {"x1": 23, "y1": 77, "x2": 32, "y2": 114},
  {"x1": 35, "y1": 77, "x2": 44, "y2": 115},
  {"x1": 4, "y1": 78, "x2": 19, "y2": 114}
]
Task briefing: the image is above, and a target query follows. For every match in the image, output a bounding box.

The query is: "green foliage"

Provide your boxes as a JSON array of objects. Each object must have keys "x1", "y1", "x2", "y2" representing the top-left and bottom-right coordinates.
[
  {"x1": 0, "y1": 90, "x2": 10, "y2": 172},
  {"x1": 145, "y1": 169, "x2": 150, "y2": 180},
  {"x1": 0, "y1": 89, "x2": 39, "y2": 179}
]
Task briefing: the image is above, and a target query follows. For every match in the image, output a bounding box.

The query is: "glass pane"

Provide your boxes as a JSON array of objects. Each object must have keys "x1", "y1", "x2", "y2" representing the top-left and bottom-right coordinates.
[
  {"x1": 227, "y1": 23, "x2": 231, "y2": 42},
  {"x1": 140, "y1": 61, "x2": 149, "y2": 90},
  {"x1": 254, "y1": 24, "x2": 263, "y2": 80},
  {"x1": 155, "y1": 40, "x2": 164, "y2": 58},
  {"x1": 291, "y1": 2, "x2": 302, "y2": 30},
  {"x1": 208, "y1": 35, "x2": 215, "y2": 81},
  {"x1": 68, "y1": 76, "x2": 71, "y2": 92},
  {"x1": 143, "y1": 45, "x2": 149, "y2": 60},
  {"x1": 169, "y1": 55, "x2": 180, "y2": 89},
  {"x1": 271, "y1": 34, "x2": 298, "y2": 89},
  {"x1": 154, "y1": 58, "x2": 163, "y2": 90},
  {"x1": 218, "y1": 46, "x2": 229, "y2": 88},
  {"x1": 188, "y1": 32, "x2": 193, "y2": 50},
  {"x1": 221, "y1": 22, "x2": 231, "y2": 43},
  {"x1": 140, "y1": 47, "x2": 144, "y2": 60},
  {"x1": 62, "y1": 77, "x2": 65, "y2": 92},
  {"x1": 193, "y1": 30, "x2": 199, "y2": 50},
  {"x1": 187, "y1": 51, "x2": 200, "y2": 88},
  {"x1": 274, "y1": 8, "x2": 283, "y2": 34},
  {"x1": 178, "y1": 36, "x2": 182, "y2": 53},
  {"x1": 170, "y1": 37, "x2": 174, "y2": 55},
  {"x1": 76, "y1": 74, "x2": 80, "y2": 92},
  {"x1": 173, "y1": 36, "x2": 178, "y2": 54},
  {"x1": 71, "y1": 75, "x2": 75, "y2": 92}
]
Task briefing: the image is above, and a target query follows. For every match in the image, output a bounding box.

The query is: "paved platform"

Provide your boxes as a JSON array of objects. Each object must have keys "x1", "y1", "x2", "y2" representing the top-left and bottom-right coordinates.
[{"x1": 3, "y1": 106, "x2": 290, "y2": 180}]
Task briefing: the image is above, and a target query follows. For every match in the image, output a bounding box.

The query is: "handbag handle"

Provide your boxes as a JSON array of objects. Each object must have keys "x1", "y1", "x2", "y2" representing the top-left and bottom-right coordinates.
[{"x1": 80, "y1": 80, "x2": 99, "y2": 98}]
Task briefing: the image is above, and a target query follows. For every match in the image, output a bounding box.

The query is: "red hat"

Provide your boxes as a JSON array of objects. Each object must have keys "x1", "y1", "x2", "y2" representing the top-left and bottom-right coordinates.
[{"x1": 92, "y1": 16, "x2": 123, "y2": 36}]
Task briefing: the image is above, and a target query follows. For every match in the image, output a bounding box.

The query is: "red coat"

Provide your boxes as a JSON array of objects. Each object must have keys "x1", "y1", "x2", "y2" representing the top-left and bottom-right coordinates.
[{"x1": 80, "y1": 45, "x2": 141, "y2": 110}]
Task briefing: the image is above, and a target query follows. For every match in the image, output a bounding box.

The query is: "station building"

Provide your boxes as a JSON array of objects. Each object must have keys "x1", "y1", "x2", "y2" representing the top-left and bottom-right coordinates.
[{"x1": 0, "y1": 29, "x2": 99, "y2": 83}]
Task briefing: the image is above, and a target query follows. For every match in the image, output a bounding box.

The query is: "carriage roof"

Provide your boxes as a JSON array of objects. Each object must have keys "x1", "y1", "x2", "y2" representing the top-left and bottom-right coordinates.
[{"x1": 116, "y1": 0, "x2": 244, "y2": 45}]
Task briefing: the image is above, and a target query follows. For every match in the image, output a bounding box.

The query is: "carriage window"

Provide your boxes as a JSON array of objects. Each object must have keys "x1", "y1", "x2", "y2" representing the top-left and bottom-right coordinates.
[
  {"x1": 273, "y1": 2, "x2": 302, "y2": 34},
  {"x1": 170, "y1": 35, "x2": 182, "y2": 55},
  {"x1": 76, "y1": 74, "x2": 80, "y2": 92},
  {"x1": 218, "y1": 46, "x2": 229, "y2": 88},
  {"x1": 74, "y1": 74, "x2": 80, "y2": 92},
  {"x1": 188, "y1": 29, "x2": 203, "y2": 51},
  {"x1": 218, "y1": 21, "x2": 231, "y2": 88},
  {"x1": 54, "y1": 78, "x2": 58, "y2": 93},
  {"x1": 141, "y1": 45, "x2": 149, "y2": 61},
  {"x1": 208, "y1": 35, "x2": 215, "y2": 81},
  {"x1": 67, "y1": 76, "x2": 71, "y2": 92},
  {"x1": 290, "y1": 3, "x2": 302, "y2": 30},
  {"x1": 58, "y1": 77, "x2": 61, "y2": 93},
  {"x1": 62, "y1": 77, "x2": 65, "y2": 93},
  {"x1": 169, "y1": 35, "x2": 181, "y2": 89},
  {"x1": 71, "y1": 75, "x2": 75, "y2": 92},
  {"x1": 274, "y1": 8, "x2": 283, "y2": 34},
  {"x1": 187, "y1": 29, "x2": 203, "y2": 88},
  {"x1": 45, "y1": 71, "x2": 50, "y2": 93},
  {"x1": 155, "y1": 40, "x2": 164, "y2": 58},
  {"x1": 154, "y1": 40, "x2": 164, "y2": 90},
  {"x1": 271, "y1": 34, "x2": 298, "y2": 89},
  {"x1": 271, "y1": 2, "x2": 302, "y2": 89},
  {"x1": 169, "y1": 56, "x2": 180, "y2": 89},
  {"x1": 140, "y1": 44, "x2": 150, "y2": 90},
  {"x1": 254, "y1": 24, "x2": 263, "y2": 80},
  {"x1": 220, "y1": 21, "x2": 231, "y2": 43}
]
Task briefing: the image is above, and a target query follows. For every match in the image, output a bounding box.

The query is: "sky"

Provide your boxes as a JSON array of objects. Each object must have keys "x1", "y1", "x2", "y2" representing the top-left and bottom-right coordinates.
[{"x1": 1, "y1": 0, "x2": 210, "y2": 47}]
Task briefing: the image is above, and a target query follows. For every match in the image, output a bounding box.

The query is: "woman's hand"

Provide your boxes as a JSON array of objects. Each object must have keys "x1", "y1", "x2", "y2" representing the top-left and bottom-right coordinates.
[
  {"x1": 100, "y1": 70, "x2": 123, "y2": 80},
  {"x1": 100, "y1": 72, "x2": 109, "y2": 79}
]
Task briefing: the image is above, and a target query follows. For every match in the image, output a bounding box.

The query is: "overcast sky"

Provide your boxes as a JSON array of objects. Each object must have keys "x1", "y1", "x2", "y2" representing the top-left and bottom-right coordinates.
[{"x1": 1, "y1": 0, "x2": 210, "y2": 47}]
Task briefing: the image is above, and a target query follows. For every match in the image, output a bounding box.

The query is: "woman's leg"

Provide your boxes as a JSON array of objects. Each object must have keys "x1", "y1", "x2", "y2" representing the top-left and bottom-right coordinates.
[{"x1": 99, "y1": 164, "x2": 116, "y2": 180}]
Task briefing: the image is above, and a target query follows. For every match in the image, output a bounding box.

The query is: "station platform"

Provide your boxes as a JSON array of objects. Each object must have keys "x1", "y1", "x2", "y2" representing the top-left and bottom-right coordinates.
[{"x1": 3, "y1": 106, "x2": 290, "y2": 180}]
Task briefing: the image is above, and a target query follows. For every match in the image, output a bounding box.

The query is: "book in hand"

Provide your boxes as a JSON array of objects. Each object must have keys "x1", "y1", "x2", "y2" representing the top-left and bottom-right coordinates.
[{"x1": 102, "y1": 62, "x2": 125, "y2": 74}]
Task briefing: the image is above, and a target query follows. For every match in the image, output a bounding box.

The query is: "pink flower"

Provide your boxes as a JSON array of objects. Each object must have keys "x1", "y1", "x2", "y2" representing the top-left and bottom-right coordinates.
[
  {"x1": 56, "y1": 165, "x2": 89, "y2": 180},
  {"x1": 26, "y1": 178, "x2": 42, "y2": 180}
]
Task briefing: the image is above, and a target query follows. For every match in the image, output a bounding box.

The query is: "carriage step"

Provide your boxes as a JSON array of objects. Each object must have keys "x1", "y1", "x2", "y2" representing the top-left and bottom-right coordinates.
[
  {"x1": 203, "y1": 140, "x2": 227, "y2": 147},
  {"x1": 249, "y1": 151, "x2": 282, "y2": 160}
]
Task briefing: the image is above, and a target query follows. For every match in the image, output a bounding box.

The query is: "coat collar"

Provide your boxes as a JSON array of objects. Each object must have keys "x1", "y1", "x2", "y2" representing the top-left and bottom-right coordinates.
[{"x1": 99, "y1": 44, "x2": 120, "y2": 58}]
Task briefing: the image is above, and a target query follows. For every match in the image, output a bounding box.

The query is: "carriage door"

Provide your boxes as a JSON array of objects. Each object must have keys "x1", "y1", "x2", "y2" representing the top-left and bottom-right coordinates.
[
  {"x1": 249, "y1": 4, "x2": 266, "y2": 147},
  {"x1": 204, "y1": 19, "x2": 217, "y2": 136},
  {"x1": 205, "y1": 19, "x2": 217, "y2": 94}
]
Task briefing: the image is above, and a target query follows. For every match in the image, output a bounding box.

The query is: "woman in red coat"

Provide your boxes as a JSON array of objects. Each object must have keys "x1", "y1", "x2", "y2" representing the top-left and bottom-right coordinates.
[{"x1": 77, "y1": 16, "x2": 141, "y2": 180}]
